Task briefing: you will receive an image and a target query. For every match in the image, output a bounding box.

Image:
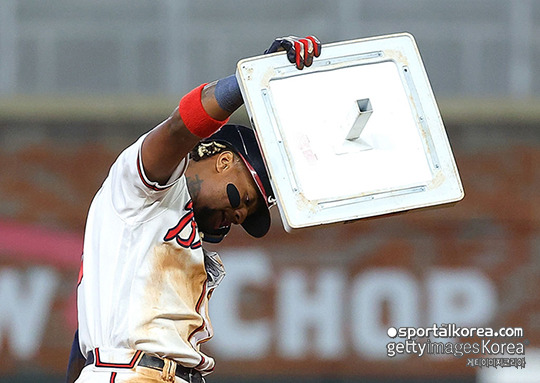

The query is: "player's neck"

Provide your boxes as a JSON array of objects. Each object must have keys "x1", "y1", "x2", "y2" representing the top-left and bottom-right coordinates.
[{"x1": 185, "y1": 160, "x2": 210, "y2": 204}]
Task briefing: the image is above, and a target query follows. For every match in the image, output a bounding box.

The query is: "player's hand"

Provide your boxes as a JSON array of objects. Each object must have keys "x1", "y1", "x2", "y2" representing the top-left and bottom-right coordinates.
[{"x1": 264, "y1": 35, "x2": 321, "y2": 70}]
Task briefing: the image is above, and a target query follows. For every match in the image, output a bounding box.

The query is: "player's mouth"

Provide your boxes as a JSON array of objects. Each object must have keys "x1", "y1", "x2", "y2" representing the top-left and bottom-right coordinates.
[{"x1": 218, "y1": 212, "x2": 231, "y2": 230}]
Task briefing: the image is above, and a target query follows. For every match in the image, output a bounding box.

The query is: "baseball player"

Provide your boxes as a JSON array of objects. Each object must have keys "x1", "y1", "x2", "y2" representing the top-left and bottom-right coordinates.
[{"x1": 66, "y1": 35, "x2": 321, "y2": 383}]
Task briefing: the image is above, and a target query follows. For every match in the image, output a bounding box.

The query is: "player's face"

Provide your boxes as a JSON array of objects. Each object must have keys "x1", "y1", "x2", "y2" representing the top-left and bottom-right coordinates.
[{"x1": 192, "y1": 154, "x2": 262, "y2": 235}]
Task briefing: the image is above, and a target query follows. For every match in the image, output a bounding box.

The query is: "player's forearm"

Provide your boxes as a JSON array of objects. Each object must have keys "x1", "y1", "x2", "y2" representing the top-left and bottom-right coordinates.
[{"x1": 210, "y1": 74, "x2": 244, "y2": 115}]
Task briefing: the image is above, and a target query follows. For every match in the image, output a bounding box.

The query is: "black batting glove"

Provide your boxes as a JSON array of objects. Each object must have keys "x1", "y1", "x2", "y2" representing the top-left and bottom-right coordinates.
[{"x1": 264, "y1": 35, "x2": 322, "y2": 70}]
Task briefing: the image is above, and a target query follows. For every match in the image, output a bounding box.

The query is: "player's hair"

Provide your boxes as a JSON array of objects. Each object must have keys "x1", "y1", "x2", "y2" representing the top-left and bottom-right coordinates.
[{"x1": 190, "y1": 141, "x2": 239, "y2": 162}]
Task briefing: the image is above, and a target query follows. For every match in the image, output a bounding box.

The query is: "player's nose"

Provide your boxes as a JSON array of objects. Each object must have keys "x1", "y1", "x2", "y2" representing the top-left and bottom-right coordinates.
[{"x1": 233, "y1": 206, "x2": 248, "y2": 225}]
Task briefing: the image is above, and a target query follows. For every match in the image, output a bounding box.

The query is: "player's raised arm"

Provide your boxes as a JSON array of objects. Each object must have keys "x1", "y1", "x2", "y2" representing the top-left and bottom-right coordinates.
[{"x1": 140, "y1": 35, "x2": 321, "y2": 186}]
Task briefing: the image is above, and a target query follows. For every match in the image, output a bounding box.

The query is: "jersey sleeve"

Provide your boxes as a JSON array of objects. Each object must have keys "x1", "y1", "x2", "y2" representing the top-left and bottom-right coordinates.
[
  {"x1": 135, "y1": 133, "x2": 189, "y2": 193},
  {"x1": 107, "y1": 131, "x2": 189, "y2": 220}
]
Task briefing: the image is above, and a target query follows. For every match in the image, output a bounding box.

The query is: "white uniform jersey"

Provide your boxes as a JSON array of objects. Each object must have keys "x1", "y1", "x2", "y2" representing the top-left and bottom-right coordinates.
[{"x1": 77, "y1": 132, "x2": 225, "y2": 375}]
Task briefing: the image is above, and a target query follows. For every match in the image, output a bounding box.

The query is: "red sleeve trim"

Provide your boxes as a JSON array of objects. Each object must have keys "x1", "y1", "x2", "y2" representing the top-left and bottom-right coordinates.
[{"x1": 136, "y1": 152, "x2": 172, "y2": 191}]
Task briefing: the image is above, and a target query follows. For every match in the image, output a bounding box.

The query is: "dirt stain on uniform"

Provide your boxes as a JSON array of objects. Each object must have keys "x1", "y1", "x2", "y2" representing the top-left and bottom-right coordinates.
[{"x1": 140, "y1": 242, "x2": 208, "y2": 341}]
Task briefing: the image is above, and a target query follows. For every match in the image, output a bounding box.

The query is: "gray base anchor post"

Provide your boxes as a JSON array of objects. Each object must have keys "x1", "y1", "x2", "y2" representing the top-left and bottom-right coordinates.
[{"x1": 336, "y1": 98, "x2": 373, "y2": 154}]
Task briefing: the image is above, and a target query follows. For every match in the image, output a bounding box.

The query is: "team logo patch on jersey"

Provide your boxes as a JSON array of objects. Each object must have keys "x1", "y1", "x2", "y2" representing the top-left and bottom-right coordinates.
[{"x1": 163, "y1": 200, "x2": 202, "y2": 249}]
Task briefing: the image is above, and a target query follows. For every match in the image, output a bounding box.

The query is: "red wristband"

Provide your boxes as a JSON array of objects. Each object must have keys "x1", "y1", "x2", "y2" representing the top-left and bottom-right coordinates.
[{"x1": 178, "y1": 83, "x2": 229, "y2": 138}]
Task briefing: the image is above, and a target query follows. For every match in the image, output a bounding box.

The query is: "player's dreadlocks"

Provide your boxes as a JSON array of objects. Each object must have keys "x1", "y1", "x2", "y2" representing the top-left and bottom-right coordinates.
[{"x1": 190, "y1": 141, "x2": 238, "y2": 162}]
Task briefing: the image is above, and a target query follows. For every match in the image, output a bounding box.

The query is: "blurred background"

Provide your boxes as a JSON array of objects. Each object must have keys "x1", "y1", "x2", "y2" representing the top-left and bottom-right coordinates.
[{"x1": 0, "y1": 0, "x2": 539, "y2": 382}]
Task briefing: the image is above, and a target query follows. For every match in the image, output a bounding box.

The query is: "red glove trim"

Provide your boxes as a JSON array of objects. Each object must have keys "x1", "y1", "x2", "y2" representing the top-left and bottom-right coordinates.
[
  {"x1": 294, "y1": 41, "x2": 303, "y2": 69},
  {"x1": 306, "y1": 36, "x2": 321, "y2": 56},
  {"x1": 179, "y1": 84, "x2": 229, "y2": 138}
]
